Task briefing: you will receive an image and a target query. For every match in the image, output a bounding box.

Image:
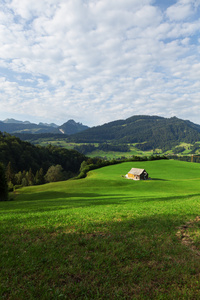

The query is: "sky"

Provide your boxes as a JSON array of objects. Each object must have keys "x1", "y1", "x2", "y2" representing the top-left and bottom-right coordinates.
[{"x1": 0, "y1": 0, "x2": 200, "y2": 126}]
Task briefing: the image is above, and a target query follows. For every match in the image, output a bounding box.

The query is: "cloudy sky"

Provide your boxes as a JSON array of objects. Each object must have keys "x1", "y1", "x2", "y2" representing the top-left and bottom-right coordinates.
[{"x1": 0, "y1": 0, "x2": 200, "y2": 126}]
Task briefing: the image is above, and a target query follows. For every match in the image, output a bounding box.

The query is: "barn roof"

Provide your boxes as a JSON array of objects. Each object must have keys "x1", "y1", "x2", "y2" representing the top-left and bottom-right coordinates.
[{"x1": 128, "y1": 168, "x2": 146, "y2": 175}]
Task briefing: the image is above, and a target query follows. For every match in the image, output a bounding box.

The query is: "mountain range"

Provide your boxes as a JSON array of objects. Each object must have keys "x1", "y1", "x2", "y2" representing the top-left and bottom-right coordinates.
[
  {"x1": 1, "y1": 115, "x2": 200, "y2": 151},
  {"x1": 0, "y1": 119, "x2": 89, "y2": 135}
]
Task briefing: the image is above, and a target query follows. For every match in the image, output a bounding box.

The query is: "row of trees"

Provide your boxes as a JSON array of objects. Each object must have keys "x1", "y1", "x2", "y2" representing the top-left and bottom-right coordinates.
[
  {"x1": 168, "y1": 155, "x2": 200, "y2": 164},
  {"x1": 73, "y1": 143, "x2": 130, "y2": 155},
  {"x1": 6, "y1": 162, "x2": 70, "y2": 191},
  {"x1": 0, "y1": 161, "x2": 78, "y2": 201}
]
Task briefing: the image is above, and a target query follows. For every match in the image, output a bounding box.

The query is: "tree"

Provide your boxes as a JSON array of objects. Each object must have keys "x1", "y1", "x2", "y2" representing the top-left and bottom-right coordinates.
[
  {"x1": 0, "y1": 163, "x2": 8, "y2": 201},
  {"x1": 35, "y1": 168, "x2": 44, "y2": 185},
  {"x1": 6, "y1": 161, "x2": 14, "y2": 183},
  {"x1": 27, "y1": 168, "x2": 34, "y2": 186},
  {"x1": 22, "y1": 177, "x2": 28, "y2": 187},
  {"x1": 44, "y1": 165, "x2": 65, "y2": 183},
  {"x1": 14, "y1": 171, "x2": 23, "y2": 185}
]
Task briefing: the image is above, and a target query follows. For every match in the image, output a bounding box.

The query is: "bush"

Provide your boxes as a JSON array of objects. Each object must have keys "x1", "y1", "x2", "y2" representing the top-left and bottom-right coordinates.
[{"x1": 44, "y1": 165, "x2": 65, "y2": 183}]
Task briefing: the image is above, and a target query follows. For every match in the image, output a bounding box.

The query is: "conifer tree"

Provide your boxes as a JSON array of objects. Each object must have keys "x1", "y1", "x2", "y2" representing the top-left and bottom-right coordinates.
[
  {"x1": 6, "y1": 161, "x2": 14, "y2": 184},
  {"x1": 0, "y1": 163, "x2": 8, "y2": 201},
  {"x1": 27, "y1": 168, "x2": 34, "y2": 186}
]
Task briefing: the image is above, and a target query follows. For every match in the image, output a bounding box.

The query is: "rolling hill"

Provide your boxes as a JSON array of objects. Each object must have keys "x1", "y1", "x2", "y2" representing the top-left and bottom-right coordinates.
[{"x1": 2, "y1": 160, "x2": 200, "y2": 298}]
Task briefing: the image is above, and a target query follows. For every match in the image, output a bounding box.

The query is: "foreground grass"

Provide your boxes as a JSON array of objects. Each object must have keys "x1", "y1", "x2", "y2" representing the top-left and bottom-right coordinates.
[{"x1": 1, "y1": 160, "x2": 200, "y2": 299}]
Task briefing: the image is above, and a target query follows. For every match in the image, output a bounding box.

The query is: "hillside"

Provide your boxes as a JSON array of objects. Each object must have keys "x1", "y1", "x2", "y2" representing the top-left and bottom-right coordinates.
[
  {"x1": 0, "y1": 132, "x2": 86, "y2": 175},
  {"x1": 2, "y1": 160, "x2": 200, "y2": 298},
  {"x1": 68, "y1": 115, "x2": 200, "y2": 150}
]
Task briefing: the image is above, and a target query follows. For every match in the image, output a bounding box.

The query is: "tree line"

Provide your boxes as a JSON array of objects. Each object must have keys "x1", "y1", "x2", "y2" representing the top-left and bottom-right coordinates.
[
  {"x1": 73, "y1": 143, "x2": 130, "y2": 155},
  {"x1": 5, "y1": 162, "x2": 71, "y2": 191}
]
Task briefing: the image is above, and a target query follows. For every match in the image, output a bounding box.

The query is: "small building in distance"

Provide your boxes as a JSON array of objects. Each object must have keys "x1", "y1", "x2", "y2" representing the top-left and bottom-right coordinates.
[{"x1": 125, "y1": 168, "x2": 148, "y2": 180}]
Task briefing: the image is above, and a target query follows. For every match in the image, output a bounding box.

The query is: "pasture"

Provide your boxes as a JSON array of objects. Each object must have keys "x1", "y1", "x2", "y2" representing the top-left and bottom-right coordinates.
[{"x1": 1, "y1": 160, "x2": 200, "y2": 299}]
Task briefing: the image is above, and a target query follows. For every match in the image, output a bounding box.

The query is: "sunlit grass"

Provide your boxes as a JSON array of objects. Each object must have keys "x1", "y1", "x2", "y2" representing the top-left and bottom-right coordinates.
[{"x1": 1, "y1": 160, "x2": 200, "y2": 299}]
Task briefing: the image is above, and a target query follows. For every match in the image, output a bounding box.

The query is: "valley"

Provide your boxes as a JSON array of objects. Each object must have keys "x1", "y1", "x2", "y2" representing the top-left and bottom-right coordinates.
[{"x1": 6, "y1": 115, "x2": 200, "y2": 159}]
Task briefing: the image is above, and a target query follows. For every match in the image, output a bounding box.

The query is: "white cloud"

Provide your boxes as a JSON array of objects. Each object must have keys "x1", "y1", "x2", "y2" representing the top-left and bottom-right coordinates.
[
  {"x1": 166, "y1": 0, "x2": 200, "y2": 21},
  {"x1": 166, "y1": 4, "x2": 193, "y2": 21},
  {"x1": 0, "y1": 0, "x2": 200, "y2": 126}
]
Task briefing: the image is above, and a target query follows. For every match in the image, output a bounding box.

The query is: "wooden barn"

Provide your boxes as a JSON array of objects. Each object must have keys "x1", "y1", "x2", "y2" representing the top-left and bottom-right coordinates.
[{"x1": 126, "y1": 168, "x2": 148, "y2": 180}]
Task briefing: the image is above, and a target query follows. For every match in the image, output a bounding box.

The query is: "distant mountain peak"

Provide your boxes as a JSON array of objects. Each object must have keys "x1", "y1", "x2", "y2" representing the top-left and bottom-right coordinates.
[
  {"x1": 59, "y1": 120, "x2": 89, "y2": 135},
  {"x1": 68, "y1": 119, "x2": 76, "y2": 123},
  {"x1": 3, "y1": 118, "x2": 31, "y2": 124}
]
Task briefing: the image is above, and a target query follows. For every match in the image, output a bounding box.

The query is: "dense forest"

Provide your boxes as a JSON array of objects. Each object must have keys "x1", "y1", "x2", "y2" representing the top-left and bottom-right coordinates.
[
  {"x1": 67, "y1": 116, "x2": 200, "y2": 150},
  {"x1": 0, "y1": 163, "x2": 8, "y2": 201},
  {"x1": 0, "y1": 132, "x2": 86, "y2": 189}
]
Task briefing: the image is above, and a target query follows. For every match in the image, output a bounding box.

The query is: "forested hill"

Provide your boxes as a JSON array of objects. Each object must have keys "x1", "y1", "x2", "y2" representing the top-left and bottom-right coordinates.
[
  {"x1": 68, "y1": 116, "x2": 200, "y2": 150},
  {"x1": 0, "y1": 132, "x2": 86, "y2": 176}
]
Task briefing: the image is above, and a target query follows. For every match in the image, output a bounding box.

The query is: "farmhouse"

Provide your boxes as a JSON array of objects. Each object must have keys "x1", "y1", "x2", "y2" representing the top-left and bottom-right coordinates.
[{"x1": 126, "y1": 168, "x2": 148, "y2": 180}]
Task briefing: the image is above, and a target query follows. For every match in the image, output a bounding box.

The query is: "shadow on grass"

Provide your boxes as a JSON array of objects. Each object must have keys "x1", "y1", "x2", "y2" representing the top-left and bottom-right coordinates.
[
  {"x1": 143, "y1": 193, "x2": 200, "y2": 203},
  {"x1": 1, "y1": 212, "x2": 200, "y2": 300},
  {"x1": 5, "y1": 191, "x2": 128, "y2": 215},
  {"x1": 3, "y1": 191, "x2": 200, "y2": 219},
  {"x1": 152, "y1": 178, "x2": 169, "y2": 181}
]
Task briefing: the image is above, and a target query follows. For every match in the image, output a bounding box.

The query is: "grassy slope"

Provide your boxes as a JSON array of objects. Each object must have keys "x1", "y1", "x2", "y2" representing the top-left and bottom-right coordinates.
[{"x1": 1, "y1": 160, "x2": 200, "y2": 299}]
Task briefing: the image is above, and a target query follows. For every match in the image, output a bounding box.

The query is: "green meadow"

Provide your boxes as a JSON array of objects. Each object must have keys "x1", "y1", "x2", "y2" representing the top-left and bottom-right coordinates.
[{"x1": 1, "y1": 160, "x2": 200, "y2": 299}]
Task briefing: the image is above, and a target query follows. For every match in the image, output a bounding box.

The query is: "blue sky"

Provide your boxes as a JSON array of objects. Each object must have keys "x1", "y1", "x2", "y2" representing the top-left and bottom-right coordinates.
[{"x1": 0, "y1": 0, "x2": 200, "y2": 126}]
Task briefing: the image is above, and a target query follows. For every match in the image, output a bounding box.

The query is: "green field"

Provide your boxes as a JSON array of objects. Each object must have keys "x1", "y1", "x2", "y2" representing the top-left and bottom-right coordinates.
[{"x1": 1, "y1": 160, "x2": 200, "y2": 299}]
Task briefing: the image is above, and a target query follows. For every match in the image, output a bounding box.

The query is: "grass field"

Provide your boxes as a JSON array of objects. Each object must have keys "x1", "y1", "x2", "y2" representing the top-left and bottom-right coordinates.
[{"x1": 1, "y1": 160, "x2": 200, "y2": 299}]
